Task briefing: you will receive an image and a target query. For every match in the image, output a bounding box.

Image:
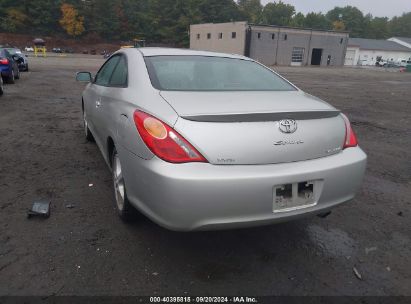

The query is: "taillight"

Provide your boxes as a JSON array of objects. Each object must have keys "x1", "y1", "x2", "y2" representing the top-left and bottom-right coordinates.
[
  {"x1": 0, "y1": 58, "x2": 9, "y2": 65},
  {"x1": 341, "y1": 114, "x2": 358, "y2": 149},
  {"x1": 133, "y1": 110, "x2": 207, "y2": 163}
]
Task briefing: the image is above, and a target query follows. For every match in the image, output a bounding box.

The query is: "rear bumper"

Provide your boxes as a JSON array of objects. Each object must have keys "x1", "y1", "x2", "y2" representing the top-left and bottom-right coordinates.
[
  {"x1": 0, "y1": 66, "x2": 11, "y2": 77},
  {"x1": 119, "y1": 146, "x2": 367, "y2": 231}
]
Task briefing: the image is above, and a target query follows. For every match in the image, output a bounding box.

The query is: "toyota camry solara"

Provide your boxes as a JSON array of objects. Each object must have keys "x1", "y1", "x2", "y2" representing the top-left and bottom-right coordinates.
[{"x1": 76, "y1": 48, "x2": 367, "y2": 231}]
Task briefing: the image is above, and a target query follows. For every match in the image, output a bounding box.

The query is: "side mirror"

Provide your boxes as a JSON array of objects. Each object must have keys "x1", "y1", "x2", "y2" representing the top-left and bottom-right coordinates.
[{"x1": 76, "y1": 72, "x2": 92, "y2": 82}]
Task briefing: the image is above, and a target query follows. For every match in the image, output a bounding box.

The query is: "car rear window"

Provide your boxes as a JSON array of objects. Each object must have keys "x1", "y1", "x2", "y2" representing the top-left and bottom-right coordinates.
[
  {"x1": 6, "y1": 48, "x2": 21, "y2": 55},
  {"x1": 144, "y1": 56, "x2": 296, "y2": 91}
]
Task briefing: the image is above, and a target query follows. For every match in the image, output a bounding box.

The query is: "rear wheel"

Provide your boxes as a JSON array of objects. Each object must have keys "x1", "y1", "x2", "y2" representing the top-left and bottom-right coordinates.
[
  {"x1": 112, "y1": 147, "x2": 136, "y2": 221},
  {"x1": 7, "y1": 70, "x2": 15, "y2": 84}
]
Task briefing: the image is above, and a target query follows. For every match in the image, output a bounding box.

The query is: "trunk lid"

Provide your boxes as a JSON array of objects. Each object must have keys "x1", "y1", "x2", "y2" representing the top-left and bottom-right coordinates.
[{"x1": 160, "y1": 91, "x2": 346, "y2": 165}]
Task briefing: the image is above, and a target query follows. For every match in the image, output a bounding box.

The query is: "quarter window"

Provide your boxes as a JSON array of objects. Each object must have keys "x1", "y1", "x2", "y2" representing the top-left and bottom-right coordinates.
[
  {"x1": 95, "y1": 56, "x2": 120, "y2": 86},
  {"x1": 109, "y1": 56, "x2": 128, "y2": 87}
]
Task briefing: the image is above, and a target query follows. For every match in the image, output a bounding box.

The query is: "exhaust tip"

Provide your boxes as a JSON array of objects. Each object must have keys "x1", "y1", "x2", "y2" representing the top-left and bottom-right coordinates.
[{"x1": 317, "y1": 211, "x2": 332, "y2": 219}]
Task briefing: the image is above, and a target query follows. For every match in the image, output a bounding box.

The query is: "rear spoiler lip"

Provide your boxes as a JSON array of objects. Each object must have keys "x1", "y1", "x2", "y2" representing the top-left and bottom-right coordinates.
[{"x1": 180, "y1": 110, "x2": 341, "y2": 123}]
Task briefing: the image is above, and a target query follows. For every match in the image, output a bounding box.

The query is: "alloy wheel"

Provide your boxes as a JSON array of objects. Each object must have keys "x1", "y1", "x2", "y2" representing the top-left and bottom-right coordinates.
[{"x1": 112, "y1": 152, "x2": 125, "y2": 211}]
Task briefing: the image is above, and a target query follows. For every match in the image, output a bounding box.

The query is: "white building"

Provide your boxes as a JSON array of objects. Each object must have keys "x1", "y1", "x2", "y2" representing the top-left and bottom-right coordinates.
[
  {"x1": 388, "y1": 37, "x2": 411, "y2": 49},
  {"x1": 344, "y1": 37, "x2": 411, "y2": 66}
]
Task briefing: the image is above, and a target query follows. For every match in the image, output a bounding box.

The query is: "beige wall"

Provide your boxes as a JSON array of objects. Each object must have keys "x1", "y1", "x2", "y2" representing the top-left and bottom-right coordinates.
[
  {"x1": 190, "y1": 22, "x2": 247, "y2": 55},
  {"x1": 249, "y1": 25, "x2": 349, "y2": 66}
]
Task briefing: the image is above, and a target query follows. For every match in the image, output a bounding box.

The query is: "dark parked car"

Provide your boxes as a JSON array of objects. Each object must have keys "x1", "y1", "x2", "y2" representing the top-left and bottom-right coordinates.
[
  {"x1": 52, "y1": 47, "x2": 63, "y2": 53},
  {"x1": 5, "y1": 47, "x2": 29, "y2": 71},
  {"x1": 64, "y1": 48, "x2": 74, "y2": 53},
  {"x1": 0, "y1": 76, "x2": 4, "y2": 96},
  {"x1": 0, "y1": 48, "x2": 20, "y2": 84}
]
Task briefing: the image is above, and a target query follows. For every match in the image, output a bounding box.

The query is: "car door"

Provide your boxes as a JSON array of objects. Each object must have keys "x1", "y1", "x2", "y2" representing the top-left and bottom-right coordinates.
[
  {"x1": 99, "y1": 55, "x2": 129, "y2": 149},
  {"x1": 88, "y1": 55, "x2": 120, "y2": 147}
]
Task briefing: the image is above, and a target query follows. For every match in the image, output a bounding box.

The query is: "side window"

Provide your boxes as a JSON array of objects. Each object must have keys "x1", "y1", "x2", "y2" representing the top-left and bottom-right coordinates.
[
  {"x1": 95, "y1": 56, "x2": 120, "y2": 86},
  {"x1": 109, "y1": 56, "x2": 128, "y2": 87}
]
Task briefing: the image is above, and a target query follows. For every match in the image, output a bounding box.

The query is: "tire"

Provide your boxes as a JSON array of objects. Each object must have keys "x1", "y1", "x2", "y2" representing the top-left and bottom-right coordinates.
[
  {"x1": 25, "y1": 65, "x2": 29, "y2": 72},
  {"x1": 0, "y1": 77, "x2": 4, "y2": 96},
  {"x1": 7, "y1": 70, "x2": 15, "y2": 84},
  {"x1": 15, "y1": 67, "x2": 20, "y2": 80},
  {"x1": 111, "y1": 147, "x2": 137, "y2": 222},
  {"x1": 83, "y1": 110, "x2": 94, "y2": 142}
]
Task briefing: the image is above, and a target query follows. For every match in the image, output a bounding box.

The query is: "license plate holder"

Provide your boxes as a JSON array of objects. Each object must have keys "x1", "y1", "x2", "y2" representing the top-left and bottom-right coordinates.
[{"x1": 273, "y1": 181, "x2": 318, "y2": 213}]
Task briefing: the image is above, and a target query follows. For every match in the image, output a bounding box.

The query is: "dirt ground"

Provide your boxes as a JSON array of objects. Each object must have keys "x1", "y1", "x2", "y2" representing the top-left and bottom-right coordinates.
[{"x1": 0, "y1": 55, "x2": 410, "y2": 296}]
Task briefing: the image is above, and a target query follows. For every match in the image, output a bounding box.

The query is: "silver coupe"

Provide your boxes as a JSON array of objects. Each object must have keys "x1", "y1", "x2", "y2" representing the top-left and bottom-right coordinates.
[{"x1": 76, "y1": 48, "x2": 367, "y2": 231}]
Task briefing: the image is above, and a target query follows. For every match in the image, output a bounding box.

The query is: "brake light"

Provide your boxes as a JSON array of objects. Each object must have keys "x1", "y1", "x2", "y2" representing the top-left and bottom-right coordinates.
[
  {"x1": 0, "y1": 58, "x2": 9, "y2": 65},
  {"x1": 341, "y1": 114, "x2": 358, "y2": 149},
  {"x1": 133, "y1": 110, "x2": 207, "y2": 163}
]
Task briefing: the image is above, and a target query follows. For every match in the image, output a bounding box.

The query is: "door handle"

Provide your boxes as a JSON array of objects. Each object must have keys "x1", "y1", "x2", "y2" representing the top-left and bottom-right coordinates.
[{"x1": 96, "y1": 99, "x2": 101, "y2": 108}]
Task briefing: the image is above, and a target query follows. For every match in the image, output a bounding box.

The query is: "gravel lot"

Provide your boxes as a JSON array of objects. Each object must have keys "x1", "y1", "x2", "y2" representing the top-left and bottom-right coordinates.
[{"x1": 0, "y1": 55, "x2": 410, "y2": 296}]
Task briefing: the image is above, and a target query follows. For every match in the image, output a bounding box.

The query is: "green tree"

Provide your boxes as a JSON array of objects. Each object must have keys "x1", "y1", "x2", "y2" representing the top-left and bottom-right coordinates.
[
  {"x1": 304, "y1": 12, "x2": 330, "y2": 30},
  {"x1": 1, "y1": 8, "x2": 28, "y2": 32},
  {"x1": 326, "y1": 6, "x2": 365, "y2": 37},
  {"x1": 237, "y1": 0, "x2": 262, "y2": 23},
  {"x1": 20, "y1": 0, "x2": 61, "y2": 34},
  {"x1": 389, "y1": 12, "x2": 411, "y2": 37},
  {"x1": 290, "y1": 12, "x2": 305, "y2": 27},
  {"x1": 261, "y1": 1, "x2": 295, "y2": 26},
  {"x1": 363, "y1": 14, "x2": 389, "y2": 39}
]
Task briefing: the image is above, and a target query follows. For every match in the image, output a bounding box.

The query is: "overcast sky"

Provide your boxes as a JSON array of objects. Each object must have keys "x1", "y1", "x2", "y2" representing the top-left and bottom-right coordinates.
[{"x1": 261, "y1": 0, "x2": 410, "y2": 18}]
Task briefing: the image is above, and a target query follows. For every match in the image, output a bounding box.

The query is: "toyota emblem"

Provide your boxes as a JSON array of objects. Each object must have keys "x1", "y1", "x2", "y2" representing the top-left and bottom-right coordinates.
[{"x1": 279, "y1": 119, "x2": 298, "y2": 134}]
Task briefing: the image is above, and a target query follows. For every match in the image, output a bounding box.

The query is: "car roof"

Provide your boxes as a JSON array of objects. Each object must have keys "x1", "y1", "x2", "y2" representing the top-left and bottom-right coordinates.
[{"x1": 129, "y1": 47, "x2": 251, "y2": 60}]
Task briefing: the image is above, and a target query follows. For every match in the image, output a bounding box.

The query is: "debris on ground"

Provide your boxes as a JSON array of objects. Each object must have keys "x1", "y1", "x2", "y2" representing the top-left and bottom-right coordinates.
[
  {"x1": 65, "y1": 204, "x2": 75, "y2": 209},
  {"x1": 365, "y1": 247, "x2": 377, "y2": 254},
  {"x1": 27, "y1": 200, "x2": 51, "y2": 219},
  {"x1": 353, "y1": 267, "x2": 363, "y2": 280},
  {"x1": 397, "y1": 211, "x2": 403, "y2": 216},
  {"x1": 88, "y1": 184, "x2": 93, "y2": 187}
]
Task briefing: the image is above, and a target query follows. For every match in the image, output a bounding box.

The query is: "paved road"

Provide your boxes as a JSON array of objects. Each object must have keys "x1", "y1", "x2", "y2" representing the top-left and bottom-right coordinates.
[{"x1": 0, "y1": 56, "x2": 410, "y2": 296}]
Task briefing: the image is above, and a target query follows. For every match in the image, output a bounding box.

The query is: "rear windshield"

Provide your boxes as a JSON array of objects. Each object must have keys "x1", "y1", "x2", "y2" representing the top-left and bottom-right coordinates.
[
  {"x1": 144, "y1": 56, "x2": 296, "y2": 91},
  {"x1": 6, "y1": 48, "x2": 21, "y2": 55}
]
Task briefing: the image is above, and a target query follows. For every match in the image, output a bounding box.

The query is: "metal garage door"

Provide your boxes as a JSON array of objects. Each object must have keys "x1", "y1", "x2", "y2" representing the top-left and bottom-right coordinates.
[{"x1": 345, "y1": 50, "x2": 355, "y2": 66}]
